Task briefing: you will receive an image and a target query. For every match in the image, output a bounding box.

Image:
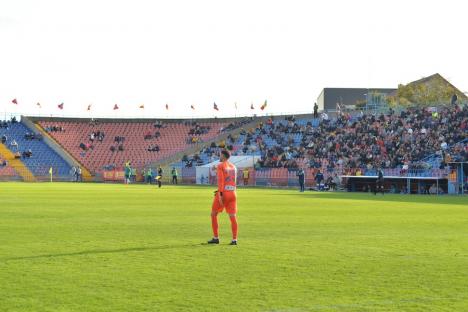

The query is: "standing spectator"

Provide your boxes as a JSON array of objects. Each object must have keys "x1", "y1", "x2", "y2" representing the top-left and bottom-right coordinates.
[
  {"x1": 325, "y1": 175, "x2": 336, "y2": 191},
  {"x1": 146, "y1": 168, "x2": 153, "y2": 184},
  {"x1": 313, "y1": 103, "x2": 318, "y2": 119},
  {"x1": 124, "y1": 162, "x2": 131, "y2": 184},
  {"x1": 74, "y1": 166, "x2": 80, "y2": 182},
  {"x1": 374, "y1": 168, "x2": 384, "y2": 195},
  {"x1": 171, "y1": 167, "x2": 178, "y2": 185},
  {"x1": 332, "y1": 173, "x2": 341, "y2": 191},
  {"x1": 315, "y1": 170, "x2": 324, "y2": 191},
  {"x1": 70, "y1": 166, "x2": 76, "y2": 182},
  {"x1": 77, "y1": 167, "x2": 83, "y2": 182},
  {"x1": 242, "y1": 168, "x2": 250, "y2": 186},
  {"x1": 157, "y1": 166, "x2": 163, "y2": 188},
  {"x1": 131, "y1": 167, "x2": 137, "y2": 182},
  {"x1": 10, "y1": 139, "x2": 18, "y2": 152},
  {"x1": 297, "y1": 168, "x2": 305, "y2": 192}
]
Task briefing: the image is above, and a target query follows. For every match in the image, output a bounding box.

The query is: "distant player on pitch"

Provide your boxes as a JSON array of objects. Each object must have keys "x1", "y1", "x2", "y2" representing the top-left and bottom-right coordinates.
[{"x1": 208, "y1": 150, "x2": 238, "y2": 245}]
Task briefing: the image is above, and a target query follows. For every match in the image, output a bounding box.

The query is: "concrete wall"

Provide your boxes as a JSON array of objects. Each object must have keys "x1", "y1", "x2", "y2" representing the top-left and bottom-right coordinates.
[{"x1": 317, "y1": 88, "x2": 396, "y2": 111}]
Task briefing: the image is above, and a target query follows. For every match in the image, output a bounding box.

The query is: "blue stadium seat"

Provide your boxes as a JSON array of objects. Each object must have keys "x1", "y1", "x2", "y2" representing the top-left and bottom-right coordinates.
[{"x1": 0, "y1": 121, "x2": 71, "y2": 176}]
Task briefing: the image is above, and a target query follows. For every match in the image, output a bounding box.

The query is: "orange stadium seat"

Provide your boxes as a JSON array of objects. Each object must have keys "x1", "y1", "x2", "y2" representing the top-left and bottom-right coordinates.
[{"x1": 38, "y1": 120, "x2": 228, "y2": 174}]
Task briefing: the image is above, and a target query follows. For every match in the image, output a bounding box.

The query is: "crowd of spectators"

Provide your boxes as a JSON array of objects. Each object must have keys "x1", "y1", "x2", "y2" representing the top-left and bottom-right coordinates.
[
  {"x1": 109, "y1": 144, "x2": 125, "y2": 152},
  {"x1": 44, "y1": 125, "x2": 64, "y2": 132},
  {"x1": 0, "y1": 117, "x2": 19, "y2": 129},
  {"x1": 175, "y1": 105, "x2": 468, "y2": 173},
  {"x1": 22, "y1": 149, "x2": 33, "y2": 159},
  {"x1": 188, "y1": 123, "x2": 211, "y2": 135},
  {"x1": 147, "y1": 145, "x2": 160, "y2": 152},
  {"x1": 233, "y1": 105, "x2": 468, "y2": 172},
  {"x1": 153, "y1": 120, "x2": 165, "y2": 129},
  {"x1": 441, "y1": 140, "x2": 468, "y2": 163},
  {"x1": 182, "y1": 153, "x2": 204, "y2": 167},
  {"x1": 89, "y1": 131, "x2": 105, "y2": 142},
  {"x1": 144, "y1": 130, "x2": 161, "y2": 140},
  {"x1": 79, "y1": 130, "x2": 106, "y2": 152},
  {"x1": 188, "y1": 136, "x2": 202, "y2": 144},
  {"x1": 24, "y1": 132, "x2": 43, "y2": 141},
  {"x1": 220, "y1": 117, "x2": 254, "y2": 133},
  {"x1": 80, "y1": 142, "x2": 94, "y2": 151}
]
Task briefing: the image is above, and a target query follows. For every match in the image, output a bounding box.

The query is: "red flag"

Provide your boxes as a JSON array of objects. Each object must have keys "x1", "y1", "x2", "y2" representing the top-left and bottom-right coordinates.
[
  {"x1": 213, "y1": 102, "x2": 219, "y2": 111},
  {"x1": 87, "y1": 104, "x2": 92, "y2": 111},
  {"x1": 139, "y1": 104, "x2": 144, "y2": 109},
  {"x1": 113, "y1": 104, "x2": 119, "y2": 110},
  {"x1": 260, "y1": 100, "x2": 267, "y2": 110},
  {"x1": 12, "y1": 98, "x2": 18, "y2": 104},
  {"x1": 250, "y1": 103, "x2": 254, "y2": 110},
  {"x1": 165, "y1": 104, "x2": 169, "y2": 110},
  {"x1": 58, "y1": 103, "x2": 64, "y2": 110},
  {"x1": 191, "y1": 105, "x2": 195, "y2": 110},
  {"x1": 37, "y1": 102, "x2": 41, "y2": 108}
]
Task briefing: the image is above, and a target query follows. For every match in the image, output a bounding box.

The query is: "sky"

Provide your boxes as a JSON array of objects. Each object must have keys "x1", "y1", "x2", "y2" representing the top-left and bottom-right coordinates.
[{"x1": 0, "y1": 0, "x2": 467, "y2": 119}]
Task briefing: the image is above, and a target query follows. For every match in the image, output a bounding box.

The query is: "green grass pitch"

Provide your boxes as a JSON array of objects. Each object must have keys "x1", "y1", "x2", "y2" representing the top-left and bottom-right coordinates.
[{"x1": 1, "y1": 182, "x2": 467, "y2": 311}]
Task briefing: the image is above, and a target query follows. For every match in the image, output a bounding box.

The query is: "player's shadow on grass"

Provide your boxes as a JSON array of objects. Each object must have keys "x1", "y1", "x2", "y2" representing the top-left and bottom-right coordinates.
[
  {"x1": 3, "y1": 243, "x2": 206, "y2": 262},
  {"x1": 271, "y1": 191, "x2": 467, "y2": 206}
]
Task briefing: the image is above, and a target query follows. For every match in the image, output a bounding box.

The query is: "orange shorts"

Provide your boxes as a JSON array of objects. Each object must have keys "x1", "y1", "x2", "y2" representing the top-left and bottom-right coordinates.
[{"x1": 212, "y1": 191, "x2": 237, "y2": 214}]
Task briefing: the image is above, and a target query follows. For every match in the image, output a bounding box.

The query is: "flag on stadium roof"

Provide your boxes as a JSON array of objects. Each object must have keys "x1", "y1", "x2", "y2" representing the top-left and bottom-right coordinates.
[
  {"x1": 12, "y1": 98, "x2": 18, "y2": 104},
  {"x1": 213, "y1": 102, "x2": 219, "y2": 111},
  {"x1": 191, "y1": 105, "x2": 195, "y2": 110},
  {"x1": 165, "y1": 103, "x2": 169, "y2": 110},
  {"x1": 250, "y1": 103, "x2": 254, "y2": 110},
  {"x1": 260, "y1": 100, "x2": 267, "y2": 110},
  {"x1": 235, "y1": 102, "x2": 238, "y2": 110},
  {"x1": 87, "y1": 104, "x2": 92, "y2": 111},
  {"x1": 139, "y1": 104, "x2": 144, "y2": 109},
  {"x1": 58, "y1": 103, "x2": 64, "y2": 110},
  {"x1": 113, "y1": 104, "x2": 119, "y2": 110}
]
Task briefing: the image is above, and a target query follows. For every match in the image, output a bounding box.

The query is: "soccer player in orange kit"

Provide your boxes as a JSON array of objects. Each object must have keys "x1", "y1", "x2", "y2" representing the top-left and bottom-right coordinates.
[{"x1": 207, "y1": 150, "x2": 238, "y2": 245}]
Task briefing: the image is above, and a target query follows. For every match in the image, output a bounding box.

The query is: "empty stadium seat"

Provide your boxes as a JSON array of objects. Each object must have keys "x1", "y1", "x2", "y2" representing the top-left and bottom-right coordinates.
[
  {"x1": 0, "y1": 121, "x2": 71, "y2": 176},
  {"x1": 38, "y1": 120, "x2": 228, "y2": 174}
]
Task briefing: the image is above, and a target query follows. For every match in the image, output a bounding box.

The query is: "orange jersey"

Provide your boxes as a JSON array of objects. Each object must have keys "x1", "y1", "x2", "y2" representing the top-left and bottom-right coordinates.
[{"x1": 217, "y1": 161, "x2": 237, "y2": 192}]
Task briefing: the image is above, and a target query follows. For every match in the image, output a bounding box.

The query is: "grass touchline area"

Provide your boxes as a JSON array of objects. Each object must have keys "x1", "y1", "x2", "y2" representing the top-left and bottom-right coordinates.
[{"x1": 0, "y1": 183, "x2": 467, "y2": 311}]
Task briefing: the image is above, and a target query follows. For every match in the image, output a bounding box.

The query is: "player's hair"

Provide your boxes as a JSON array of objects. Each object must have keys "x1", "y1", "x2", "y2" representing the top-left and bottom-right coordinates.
[{"x1": 221, "y1": 149, "x2": 231, "y2": 159}]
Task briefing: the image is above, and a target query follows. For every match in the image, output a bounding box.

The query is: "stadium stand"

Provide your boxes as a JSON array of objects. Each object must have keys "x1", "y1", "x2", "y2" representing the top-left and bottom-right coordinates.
[
  {"x1": 177, "y1": 105, "x2": 468, "y2": 177},
  {"x1": 0, "y1": 118, "x2": 70, "y2": 178},
  {"x1": 36, "y1": 119, "x2": 230, "y2": 174},
  {"x1": 0, "y1": 161, "x2": 22, "y2": 181},
  {"x1": 0, "y1": 103, "x2": 464, "y2": 189}
]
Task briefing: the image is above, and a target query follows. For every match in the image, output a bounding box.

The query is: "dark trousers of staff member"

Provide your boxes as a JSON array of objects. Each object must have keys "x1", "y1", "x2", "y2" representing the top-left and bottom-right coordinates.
[{"x1": 375, "y1": 179, "x2": 384, "y2": 195}]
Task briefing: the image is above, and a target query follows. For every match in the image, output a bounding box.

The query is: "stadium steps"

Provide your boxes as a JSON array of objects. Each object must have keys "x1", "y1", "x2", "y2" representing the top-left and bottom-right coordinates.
[
  {"x1": 31, "y1": 119, "x2": 93, "y2": 181},
  {"x1": 0, "y1": 142, "x2": 36, "y2": 182},
  {"x1": 154, "y1": 117, "x2": 270, "y2": 168}
]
